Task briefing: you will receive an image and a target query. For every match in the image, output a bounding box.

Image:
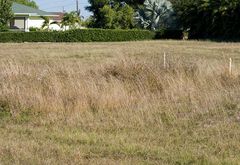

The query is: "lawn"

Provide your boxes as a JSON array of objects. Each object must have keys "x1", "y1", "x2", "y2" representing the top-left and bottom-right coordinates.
[{"x1": 0, "y1": 41, "x2": 240, "y2": 165}]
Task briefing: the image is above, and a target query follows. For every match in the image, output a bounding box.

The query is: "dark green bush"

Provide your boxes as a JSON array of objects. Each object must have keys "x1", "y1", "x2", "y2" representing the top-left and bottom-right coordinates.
[
  {"x1": 0, "y1": 29, "x2": 155, "y2": 42},
  {"x1": 0, "y1": 24, "x2": 9, "y2": 32},
  {"x1": 155, "y1": 29, "x2": 183, "y2": 40}
]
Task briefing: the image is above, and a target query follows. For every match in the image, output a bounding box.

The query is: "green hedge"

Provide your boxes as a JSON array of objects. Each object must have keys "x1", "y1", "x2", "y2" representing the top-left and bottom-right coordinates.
[
  {"x1": 0, "y1": 29, "x2": 155, "y2": 42},
  {"x1": 155, "y1": 29, "x2": 183, "y2": 39}
]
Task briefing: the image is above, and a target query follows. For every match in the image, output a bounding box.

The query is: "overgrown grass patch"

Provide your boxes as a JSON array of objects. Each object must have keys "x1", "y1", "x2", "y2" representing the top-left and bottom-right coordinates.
[{"x1": 0, "y1": 41, "x2": 240, "y2": 164}]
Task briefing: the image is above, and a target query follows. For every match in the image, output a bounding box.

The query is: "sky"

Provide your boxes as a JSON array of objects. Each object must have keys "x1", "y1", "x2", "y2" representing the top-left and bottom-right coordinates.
[{"x1": 34, "y1": 0, "x2": 90, "y2": 18}]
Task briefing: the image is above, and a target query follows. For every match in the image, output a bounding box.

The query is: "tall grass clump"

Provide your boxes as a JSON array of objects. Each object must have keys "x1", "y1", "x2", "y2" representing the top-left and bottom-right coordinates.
[{"x1": 1, "y1": 56, "x2": 240, "y2": 127}]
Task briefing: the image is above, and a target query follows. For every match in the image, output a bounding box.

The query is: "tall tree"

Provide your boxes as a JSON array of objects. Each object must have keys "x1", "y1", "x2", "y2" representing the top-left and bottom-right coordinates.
[
  {"x1": 14, "y1": 0, "x2": 38, "y2": 8},
  {"x1": 86, "y1": 0, "x2": 109, "y2": 28},
  {"x1": 0, "y1": 0, "x2": 13, "y2": 31}
]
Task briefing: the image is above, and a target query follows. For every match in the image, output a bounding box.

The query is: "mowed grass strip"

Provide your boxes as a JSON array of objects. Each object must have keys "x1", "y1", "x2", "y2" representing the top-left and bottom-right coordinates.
[{"x1": 0, "y1": 41, "x2": 240, "y2": 165}]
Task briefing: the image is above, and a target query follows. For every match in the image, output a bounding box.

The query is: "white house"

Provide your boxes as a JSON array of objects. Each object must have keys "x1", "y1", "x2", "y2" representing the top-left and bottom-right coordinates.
[{"x1": 10, "y1": 2, "x2": 62, "y2": 32}]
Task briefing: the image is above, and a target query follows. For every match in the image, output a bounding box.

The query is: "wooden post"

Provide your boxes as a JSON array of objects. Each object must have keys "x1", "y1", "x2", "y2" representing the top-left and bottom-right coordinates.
[
  {"x1": 229, "y1": 58, "x2": 232, "y2": 75},
  {"x1": 164, "y1": 52, "x2": 166, "y2": 69}
]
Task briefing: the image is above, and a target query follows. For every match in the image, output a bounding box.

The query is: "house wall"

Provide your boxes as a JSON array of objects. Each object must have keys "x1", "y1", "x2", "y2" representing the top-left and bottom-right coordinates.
[
  {"x1": 14, "y1": 18, "x2": 25, "y2": 29},
  {"x1": 10, "y1": 17, "x2": 26, "y2": 30},
  {"x1": 12, "y1": 15, "x2": 64, "y2": 31},
  {"x1": 28, "y1": 16, "x2": 61, "y2": 31},
  {"x1": 28, "y1": 17, "x2": 44, "y2": 29}
]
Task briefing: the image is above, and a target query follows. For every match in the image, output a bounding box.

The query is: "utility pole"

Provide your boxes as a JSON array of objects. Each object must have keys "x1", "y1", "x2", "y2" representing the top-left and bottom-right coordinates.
[{"x1": 76, "y1": 0, "x2": 80, "y2": 16}]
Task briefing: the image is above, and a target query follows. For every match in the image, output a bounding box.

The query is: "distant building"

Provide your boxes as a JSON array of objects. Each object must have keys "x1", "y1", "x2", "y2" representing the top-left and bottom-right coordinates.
[
  {"x1": 50, "y1": 12, "x2": 65, "y2": 23},
  {"x1": 11, "y1": 2, "x2": 62, "y2": 32}
]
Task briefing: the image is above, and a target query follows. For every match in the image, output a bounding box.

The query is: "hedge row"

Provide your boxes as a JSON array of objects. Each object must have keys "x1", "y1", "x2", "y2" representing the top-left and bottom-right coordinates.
[
  {"x1": 0, "y1": 29, "x2": 184, "y2": 43},
  {"x1": 155, "y1": 29, "x2": 183, "y2": 39},
  {"x1": 0, "y1": 29, "x2": 155, "y2": 42}
]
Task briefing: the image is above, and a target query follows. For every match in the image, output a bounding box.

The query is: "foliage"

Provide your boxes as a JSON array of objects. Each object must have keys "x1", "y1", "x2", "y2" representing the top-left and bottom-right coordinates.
[
  {"x1": 155, "y1": 29, "x2": 183, "y2": 39},
  {"x1": 40, "y1": 16, "x2": 59, "y2": 31},
  {"x1": 135, "y1": 0, "x2": 179, "y2": 30},
  {"x1": 115, "y1": 0, "x2": 145, "y2": 8},
  {"x1": 86, "y1": 0, "x2": 135, "y2": 28},
  {"x1": 0, "y1": 29, "x2": 155, "y2": 42},
  {"x1": 86, "y1": 0, "x2": 109, "y2": 28},
  {"x1": 14, "y1": 0, "x2": 38, "y2": 8},
  {"x1": 117, "y1": 4, "x2": 135, "y2": 29},
  {"x1": 99, "y1": 4, "x2": 134, "y2": 29},
  {"x1": 61, "y1": 12, "x2": 81, "y2": 30},
  {"x1": 99, "y1": 5, "x2": 115, "y2": 28},
  {"x1": 81, "y1": 16, "x2": 95, "y2": 28},
  {"x1": 0, "y1": 24, "x2": 9, "y2": 32},
  {"x1": 0, "y1": 0, "x2": 13, "y2": 31},
  {"x1": 29, "y1": 26, "x2": 40, "y2": 32},
  {"x1": 172, "y1": 0, "x2": 240, "y2": 39}
]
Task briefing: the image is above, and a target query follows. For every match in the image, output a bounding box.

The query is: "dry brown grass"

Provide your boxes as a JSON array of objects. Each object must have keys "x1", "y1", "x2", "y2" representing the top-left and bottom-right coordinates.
[{"x1": 1, "y1": 41, "x2": 240, "y2": 164}]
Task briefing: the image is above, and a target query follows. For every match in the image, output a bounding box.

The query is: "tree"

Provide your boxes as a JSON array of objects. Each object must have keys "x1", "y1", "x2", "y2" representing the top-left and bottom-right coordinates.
[
  {"x1": 86, "y1": 0, "x2": 134, "y2": 29},
  {"x1": 135, "y1": 0, "x2": 178, "y2": 30},
  {"x1": 86, "y1": 0, "x2": 109, "y2": 28},
  {"x1": 99, "y1": 3, "x2": 134, "y2": 29},
  {"x1": 118, "y1": 4, "x2": 134, "y2": 29},
  {"x1": 0, "y1": 0, "x2": 13, "y2": 31},
  {"x1": 171, "y1": 0, "x2": 240, "y2": 38},
  {"x1": 99, "y1": 5, "x2": 116, "y2": 28},
  {"x1": 61, "y1": 12, "x2": 81, "y2": 30},
  {"x1": 41, "y1": 16, "x2": 59, "y2": 31},
  {"x1": 14, "y1": 0, "x2": 38, "y2": 8}
]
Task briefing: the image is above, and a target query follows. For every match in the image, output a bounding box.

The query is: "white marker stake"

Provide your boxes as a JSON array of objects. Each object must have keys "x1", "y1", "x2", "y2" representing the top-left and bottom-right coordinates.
[
  {"x1": 164, "y1": 52, "x2": 166, "y2": 69},
  {"x1": 229, "y1": 58, "x2": 232, "y2": 75}
]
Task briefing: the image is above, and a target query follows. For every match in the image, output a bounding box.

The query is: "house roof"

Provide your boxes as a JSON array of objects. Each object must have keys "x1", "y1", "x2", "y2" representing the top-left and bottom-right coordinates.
[
  {"x1": 12, "y1": 2, "x2": 57, "y2": 16},
  {"x1": 50, "y1": 12, "x2": 65, "y2": 21}
]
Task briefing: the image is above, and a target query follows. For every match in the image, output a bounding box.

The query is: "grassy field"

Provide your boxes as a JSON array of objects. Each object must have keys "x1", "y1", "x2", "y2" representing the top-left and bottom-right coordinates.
[{"x1": 1, "y1": 41, "x2": 240, "y2": 165}]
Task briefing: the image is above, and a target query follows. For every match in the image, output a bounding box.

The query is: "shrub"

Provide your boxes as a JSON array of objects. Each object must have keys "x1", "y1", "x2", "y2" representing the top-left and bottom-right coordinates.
[
  {"x1": 155, "y1": 29, "x2": 183, "y2": 39},
  {"x1": 29, "y1": 27, "x2": 40, "y2": 32},
  {"x1": 0, "y1": 29, "x2": 155, "y2": 42},
  {"x1": 0, "y1": 24, "x2": 9, "y2": 32},
  {"x1": 0, "y1": 31, "x2": 59, "y2": 42},
  {"x1": 59, "y1": 29, "x2": 155, "y2": 42}
]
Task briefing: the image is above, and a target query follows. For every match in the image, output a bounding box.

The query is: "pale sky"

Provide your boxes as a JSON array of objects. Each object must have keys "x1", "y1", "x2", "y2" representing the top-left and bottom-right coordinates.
[{"x1": 34, "y1": 0, "x2": 90, "y2": 18}]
